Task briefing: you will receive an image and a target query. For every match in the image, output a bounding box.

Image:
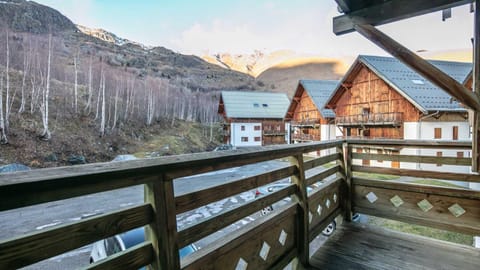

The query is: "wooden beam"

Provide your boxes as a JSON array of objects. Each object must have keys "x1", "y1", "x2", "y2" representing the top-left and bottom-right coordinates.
[
  {"x1": 472, "y1": 0, "x2": 480, "y2": 172},
  {"x1": 353, "y1": 24, "x2": 480, "y2": 112},
  {"x1": 334, "y1": 0, "x2": 351, "y2": 13},
  {"x1": 333, "y1": 0, "x2": 473, "y2": 35}
]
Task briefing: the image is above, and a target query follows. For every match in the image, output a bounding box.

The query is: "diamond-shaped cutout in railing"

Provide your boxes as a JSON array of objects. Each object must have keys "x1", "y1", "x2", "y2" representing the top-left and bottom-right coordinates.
[
  {"x1": 317, "y1": 204, "x2": 323, "y2": 216},
  {"x1": 417, "y1": 199, "x2": 433, "y2": 212},
  {"x1": 333, "y1": 193, "x2": 338, "y2": 203},
  {"x1": 259, "y1": 242, "x2": 271, "y2": 261},
  {"x1": 390, "y1": 195, "x2": 404, "y2": 208},
  {"x1": 366, "y1": 192, "x2": 378, "y2": 203},
  {"x1": 235, "y1": 258, "x2": 248, "y2": 270},
  {"x1": 309, "y1": 211, "x2": 313, "y2": 224},
  {"x1": 448, "y1": 203, "x2": 466, "y2": 217},
  {"x1": 325, "y1": 198, "x2": 331, "y2": 208},
  {"x1": 278, "y1": 230, "x2": 287, "y2": 246}
]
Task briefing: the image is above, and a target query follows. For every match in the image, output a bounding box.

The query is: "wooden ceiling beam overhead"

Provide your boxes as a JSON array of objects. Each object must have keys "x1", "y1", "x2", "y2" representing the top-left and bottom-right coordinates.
[
  {"x1": 353, "y1": 23, "x2": 480, "y2": 112},
  {"x1": 333, "y1": 0, "x2": 473, "y2": 35}
]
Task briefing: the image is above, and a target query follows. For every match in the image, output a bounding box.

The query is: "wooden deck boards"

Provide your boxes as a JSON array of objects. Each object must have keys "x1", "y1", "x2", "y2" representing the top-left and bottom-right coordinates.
[{"x1": 309, "y1": 223, "x2": 480, "y2": 270}]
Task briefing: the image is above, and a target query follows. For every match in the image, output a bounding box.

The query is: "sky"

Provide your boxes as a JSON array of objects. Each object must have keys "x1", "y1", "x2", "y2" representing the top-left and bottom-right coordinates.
[{"x1": 34, "y1": 0, "x2": 475, "y2": 58}]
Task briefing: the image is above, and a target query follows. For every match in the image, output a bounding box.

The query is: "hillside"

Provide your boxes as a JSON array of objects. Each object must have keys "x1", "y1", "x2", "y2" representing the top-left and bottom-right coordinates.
[
  {"x1": 202, "y1": 50, "x2": 348, "y2": 96},
  {"x1": 257, "y1": 57, "x2": 347, "y2": 97},
  {"x1": 0, "y1": 0, "x2": 247, "y2": 168}
]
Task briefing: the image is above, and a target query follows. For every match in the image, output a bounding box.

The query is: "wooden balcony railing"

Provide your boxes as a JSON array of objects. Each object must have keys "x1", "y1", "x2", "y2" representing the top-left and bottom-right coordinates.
[
  {"x1": 1, "y1": 139, "x2": 479, "y2": 269},
  {"x1": 292, "y1": 133, "x2": 321, "y2": 141},
  {"x1": 336, "y1": 112, "x2": 403, "y2": 126},
  {"x1": 263, "y1": 130, "x2": 286, "y2": 136},
  {"x1": 0, "y1": 140, "x2": 344, "y2": 270},
  {"x1": 291, "y1": 119, "x2": 320, "y2": 126}
]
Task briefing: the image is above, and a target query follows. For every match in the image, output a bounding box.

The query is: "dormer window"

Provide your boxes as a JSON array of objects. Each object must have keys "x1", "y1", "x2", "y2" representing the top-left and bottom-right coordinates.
[
  {"x1": 262, "y1": 104, "x2": 268, "y2": 107},
  {"x1": 412, "y1": 79, "x2": 424, "y2": 85}
]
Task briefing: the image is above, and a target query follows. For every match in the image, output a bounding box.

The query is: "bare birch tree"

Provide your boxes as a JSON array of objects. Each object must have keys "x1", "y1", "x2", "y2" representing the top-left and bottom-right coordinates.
[
  {"x1": 4, "y1": 29, "x2": 10, "y2": 132},
  {"x1": 99, "y1": 70, "x2": 106, "y2": 136},
  {"x1": 40, "y1": 34, "x2": 52, "y2": 140},
  {"x1": 18, "y1": 35, "x2": 31, "y2": 113},
  {"x1": 73, "y1": 50, "x2": 79, "y2": 113},
  {"x1": 84, "y1": 55, "x2": 93, "y2": 114},
  {"x1": 0, "y1": 75, "x2": 7, "y2": 144}
]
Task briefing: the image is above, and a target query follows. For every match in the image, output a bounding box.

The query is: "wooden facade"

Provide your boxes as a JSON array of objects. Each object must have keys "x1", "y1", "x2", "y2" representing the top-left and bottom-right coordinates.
[
  {"x1": 328, "y1": 60, "x2": 470, "y2": 140},
  {"x1": 285, "y1": 80, "x2": 337, "y2": 143}
]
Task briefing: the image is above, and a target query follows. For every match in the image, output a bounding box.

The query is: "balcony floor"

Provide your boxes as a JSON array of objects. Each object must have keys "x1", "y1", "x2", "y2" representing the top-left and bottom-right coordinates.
[{"x1": 309, "y1": 222, "x2": 479, "y2": 270}]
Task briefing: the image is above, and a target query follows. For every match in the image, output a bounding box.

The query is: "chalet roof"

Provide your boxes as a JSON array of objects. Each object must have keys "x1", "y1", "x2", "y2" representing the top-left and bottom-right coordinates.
[
  {"x1": 327, "y1": 55, "x2": 472, "y2": 113},
  {"x1": 300, "y1": 80, "x2": 338, "y2": 118},
  {"x1": 219, "y1": 91, "x2": 290, "y2": 119}
]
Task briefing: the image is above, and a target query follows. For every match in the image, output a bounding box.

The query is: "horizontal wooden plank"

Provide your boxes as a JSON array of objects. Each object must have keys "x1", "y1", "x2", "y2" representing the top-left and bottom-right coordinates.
[
  {"x1": 178, "y1": 184, "x2": 297, "y2": 247},
  {"x1": 310, "y1": 222, "x2": 480, "y2": 270},
  {"x1": 352, "y1": 153, "x2": 471, "y2": 166},
  {"x1": 0, "y1": 141, "x2": 343, "y2": 211},
  {"x1": 269, "y1": 247, "x2": 297, "y2": 270},
  {"x1": 84, "y1": 242, "x2": 153, "y2": 270},
  {"x1": 175, "y1": 165, "x2": 296, "y2": 214},
  {"x1": 354, "y1": 178, "x2": 480, "y2": 200},
  {"x1": 181, "y1": 204, "x2": 297, "y2": 270},
  {"x1": 303, "y1": 153, "x2": 342, "y2": 170},
  {"x1": 333, "y1": 0, "x2": 473, "y2": 35},
  {"x1": 353, "y1": 165, "x2": 480, "y2": 183},
  {"x1": 354, "y1": 185, "x2": 480, "y2": 235},
  {"x1": 309, "y1": 207, "x2": 342, "y2": 242},
  {"x1": 308, "y1": 177, "x2": 343, "y2": 206},
  {"x1": 0, "y1": 204, "x2": 153, "y2": 269},
  {"x1": 348, "y1": 139, "x2": 471, "y2": 149},
  {"x1": 306, "y1": 165, "x2": 342, "y2": 186}
]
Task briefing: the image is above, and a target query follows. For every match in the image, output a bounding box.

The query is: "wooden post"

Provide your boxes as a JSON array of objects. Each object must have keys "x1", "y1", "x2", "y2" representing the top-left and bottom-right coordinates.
[
  {"x1": 473, "y1": 0, "x2": 480, "y2": 172},
  {"x1": 342, "y1": 142, "x2": 353, "y2": 221},
  {"x1": 289, "y1": 154, "x2": 309, "y2": 268},
  {"x1": 145, "y1": 176, "x2": 179, "y2": 270}
]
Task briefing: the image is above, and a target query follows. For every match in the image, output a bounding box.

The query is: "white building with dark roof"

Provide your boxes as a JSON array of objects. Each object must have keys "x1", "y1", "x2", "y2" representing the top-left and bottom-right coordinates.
[{"x1": 218, "y1": 91, "x2": 290, "y2": 147}]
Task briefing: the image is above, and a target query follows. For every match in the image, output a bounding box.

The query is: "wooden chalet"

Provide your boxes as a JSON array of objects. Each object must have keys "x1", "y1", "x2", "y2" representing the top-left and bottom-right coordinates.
[
  {"x1": 285, "y1": 80, "x2": 338, "y2": 144},
  {"x1": 2, "y1": 1, "x2": 480, "y2": 270},
  {"x1": 218, "y1": 91, "x2": 290, "y2": 147},
  {"x1": 327, "y1": 55, "x2": 472, "y2": 141}
]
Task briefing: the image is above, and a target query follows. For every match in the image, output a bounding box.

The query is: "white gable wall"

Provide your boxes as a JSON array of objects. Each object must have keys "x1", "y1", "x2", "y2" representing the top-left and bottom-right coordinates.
[
  {"x1": 402, "y1": 121, "x2": 471, "y2": 188},
  {"x1": 230, "y1": 123, "x2": 262, "y2": 147}
]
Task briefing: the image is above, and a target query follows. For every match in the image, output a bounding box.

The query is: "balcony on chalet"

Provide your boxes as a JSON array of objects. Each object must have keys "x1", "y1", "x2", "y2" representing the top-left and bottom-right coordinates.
[
  {"x1": 292, "y1": 133, "x2": 320, "y2": 142},
  {"x1": 291, "y1": 119, "x2": 320, "y2": 127},
  {"x1": 1, "y1": 139, "x2": 479, "y2": 270},
  {"x1": 336, "y1": 112, "x2": 403, "y2": 127},
  {"x1": 263, "y1": 130, "x2": 287, "y2": 136}
]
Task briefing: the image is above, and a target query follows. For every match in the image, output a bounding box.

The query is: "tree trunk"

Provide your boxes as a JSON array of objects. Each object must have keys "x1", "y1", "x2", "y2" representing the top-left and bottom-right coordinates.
[
  {"x1": 40, "y1": 34, "x2": 52, "y2": 141},
  {"x1": 73, "y1": 52, "x2": 78, "y2": 114},
  {"x1": 5, "y1": 29, "x2": 10, "y2": 132},
  {"x1": 100, "y1": 71, "x2": 106, "y2": 136},
  {"x1": 0, "y1": 75, "x2": 8, "y2": 144},
  {"x1": 85, "y1": 56, "x2": 93, "y2": 114}
]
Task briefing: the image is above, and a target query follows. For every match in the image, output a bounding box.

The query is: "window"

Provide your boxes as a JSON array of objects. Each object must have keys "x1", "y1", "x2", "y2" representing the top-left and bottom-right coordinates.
[
  {"x1": 436, "y1": 151, "x2": 442, "y2": 166},
  {"x1": 253, "y1": 103, "x2": 259, "y2": 108},
  {"x1": 254, "y1": 125, "x2": 261, "y2": 131},
  {"x1": 412, "y1": 79, "x2": 424, "y2": 85},
  {"x1": 377, "y1": 149, "x2": 383, "y2": 163},
  {"x1": 453, "y1": 126, "x2": 458, "y2": 140},
  {"x1": 262, "y1": 104, "x2": 268, "y2": 107},
  {"x1": 254, "y1": 137, "x2": 261, "y2": 142},
  {"x1": 434, "y1": 128, "x2": 442, "y2": 139},
  {"x1": 241, "y1": 125, "x2": 245, "y2": 131},
  {"x1": 457, "y1": 151, "x2": 464, "y2": 158},
  {"x1": 241, "y1": 137, "x2": 248, "y2": 142}
]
